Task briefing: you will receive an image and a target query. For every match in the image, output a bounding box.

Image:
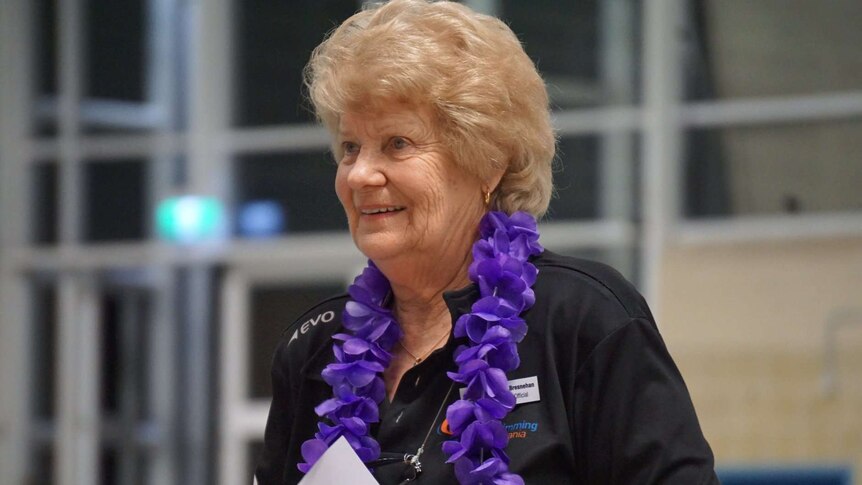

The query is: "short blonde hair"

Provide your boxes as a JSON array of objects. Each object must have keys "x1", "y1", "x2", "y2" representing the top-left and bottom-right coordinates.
[{"x1": 305, "y1": 0, "x2": 555, "y2": 217}]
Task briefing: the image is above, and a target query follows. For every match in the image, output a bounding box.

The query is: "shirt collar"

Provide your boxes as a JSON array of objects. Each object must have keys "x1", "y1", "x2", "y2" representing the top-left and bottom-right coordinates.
[
  {"x1": 442, "y1": 283, "x2": 479, "y2": 324},
  {"x1": 303, "y1": 283, "x2": 479, "y2": 382}
]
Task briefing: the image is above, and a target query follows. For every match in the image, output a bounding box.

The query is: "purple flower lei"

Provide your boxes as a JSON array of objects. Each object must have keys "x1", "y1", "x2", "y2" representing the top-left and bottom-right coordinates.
[{"x1": 299, "y1": 211, "x2": 543, "y2": 485}]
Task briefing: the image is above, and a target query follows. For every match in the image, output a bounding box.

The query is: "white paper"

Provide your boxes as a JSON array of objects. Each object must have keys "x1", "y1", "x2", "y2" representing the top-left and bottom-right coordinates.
[{"x1": 298, "y1": 436, "x2": 380, "y2": 485}]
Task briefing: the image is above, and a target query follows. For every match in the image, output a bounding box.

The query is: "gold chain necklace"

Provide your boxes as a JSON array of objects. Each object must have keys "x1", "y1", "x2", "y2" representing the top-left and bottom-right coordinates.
[{"x1": 397, "y1": 329, "x2": 451, "y2": 366}]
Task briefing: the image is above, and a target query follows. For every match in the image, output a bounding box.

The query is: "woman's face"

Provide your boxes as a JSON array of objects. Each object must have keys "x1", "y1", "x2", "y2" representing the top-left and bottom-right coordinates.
[{"x1": 335, "y1": 104, "x2": 486, "y2": 268}]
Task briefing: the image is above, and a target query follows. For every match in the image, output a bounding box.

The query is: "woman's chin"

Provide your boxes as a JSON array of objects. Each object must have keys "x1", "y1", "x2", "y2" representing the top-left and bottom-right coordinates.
[{"x1": 352, "y1": 235, "x2": 410, "y2": 263}]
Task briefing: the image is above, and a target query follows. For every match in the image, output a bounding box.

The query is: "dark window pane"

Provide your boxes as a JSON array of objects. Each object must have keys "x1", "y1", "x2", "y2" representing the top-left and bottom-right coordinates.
[
  {"x1": 249, "y1": 283, "x2": 345, "y2": 398},
  {"x1": 547, "y1": 136, "x2": 600, "y2": 221},
  {"x1": 101, "y1": 293, "x2": 121, "y2": 413},
  {"x1": 32, "y1": 162, "x2": 58, "y2": 244},
  {"x1": 29, "y1": 445, "x2": 54, "y2": 485},
  {"x1": 99, "y1": 287, "x2": 153, "y2": 420},
  {"x1": 234, "y1": 0, "x2": 358, "y2": 126},
  {"x1": 686, "y1": 1, "x2": 862, "y2": 100},
  {"x1": 685, "y1": 120, "x2": 862, "y2": 217},
  {"x1": 547, "y1": 134, "x2": 640, "y2": 222},
  {"x1": 33, "y1": 0, "x2": 57, "y2": 135},
  {"x1": 132, "y1": 292, "x2": 152, "y2": 421},
  {"x1": 33, "y1": 0, "x2": 58, "y2": 135},
  {"x1": 85, "y1": 0, "x2": 146, "y2": 102},
  {"x1": 98, "y1": 439, "x2": 148, "y2": 485},
  {"x1": 502, "y1": 0, "x2": 640, "y2": 109},
  {"x1": 234, "y1": 151, "x2": 346, "y2": 236},
  {"x1": 35, "y1": 0, "x2": 57, "y2": 96},
  {"x1": 32, "y1": 282, "x2": 57, "y2": 420},
  {"x1": 100, "y1": 446, "x2": 118, "y2": 484},
  {"x1": 84, "y1": 159, "x2": 148, "y2": 242},
  {"x1": 684, "y1": 125, "x2": 731, "y2": 218}
]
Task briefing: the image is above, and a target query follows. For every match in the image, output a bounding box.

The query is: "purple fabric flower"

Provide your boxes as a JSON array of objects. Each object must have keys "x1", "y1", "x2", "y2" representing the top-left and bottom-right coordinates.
[
  {"x1": 451, "y1": 454, "x2": 526, "y2": 485},
  {"x1": 321, "y1": 359, "x2": 384, "y2": 388},
  {"x1": 298, "y1": 439, "x2": 329, "y2": 473},
  {"x1": 348, "y1": 262, "x2": 391, "y2": 307},
  {"x1": 447, "y1": 360, "x2": 516, "y2": 422},
  {"x1": 479, "y1": 211, "x2": 543, "y2": 260},
  {"x1": 474, "y1": 258, "x2": 534, "y2": 311},
  {"x1": 313, "y1": 391, "x2": 379, "y2": 423},
  {"x1": 442, "y1": 420, "x2": 509, "y2": 462},
  {"x1": 445, "y1": 399, "x2": 478, "y2": 435},
  {"x1": 456, "y1": 297, "x2": 528, "y2": 343}
]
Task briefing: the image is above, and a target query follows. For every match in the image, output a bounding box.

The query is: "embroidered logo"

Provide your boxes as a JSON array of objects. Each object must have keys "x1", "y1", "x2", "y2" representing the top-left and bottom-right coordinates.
[
  {"x1": 439, "y1": 418, "x2": 453, "y2": 436},
  {"x1": 439, "y1": 418, "x2": 539, "y2": 439},
  {"x1": 504, "y1": 420, "x2": 538, "y2": 440},
  {"x1": 287, "y1": 310, "x2": 336, "y2": 346}
]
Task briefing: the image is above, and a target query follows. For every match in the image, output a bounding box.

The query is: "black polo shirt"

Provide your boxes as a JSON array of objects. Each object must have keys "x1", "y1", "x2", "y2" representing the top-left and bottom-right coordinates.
[{"x1": 255, "y1": 251, "x2": 719, "y2": 484}]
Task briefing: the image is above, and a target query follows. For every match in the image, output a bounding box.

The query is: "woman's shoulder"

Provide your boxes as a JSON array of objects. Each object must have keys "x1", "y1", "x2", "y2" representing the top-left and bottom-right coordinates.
[
  {"x1": 272, "y1": 292, "x2": 349, "y2": 366},
  {"x1": 529, "y1": 250, "x2": 657, "y2": 349},
  {"x1": 533, "y1": 250, "x2": 651, "y2": 318}
]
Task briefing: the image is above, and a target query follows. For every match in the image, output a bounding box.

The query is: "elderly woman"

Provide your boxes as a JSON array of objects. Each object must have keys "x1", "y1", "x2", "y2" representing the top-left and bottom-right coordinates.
[{"x1": 256, "y1": 1, "x2": 718, "y2": 484}]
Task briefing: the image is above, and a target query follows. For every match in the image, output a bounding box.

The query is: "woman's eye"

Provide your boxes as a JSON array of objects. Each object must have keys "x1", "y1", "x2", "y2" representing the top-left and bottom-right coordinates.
[
  {"x1": 342, "y1": 141, "x2": 359, "y2": 155},
  {"x1": 390, "y1": 137, "x2": 409, "y2": 150}
]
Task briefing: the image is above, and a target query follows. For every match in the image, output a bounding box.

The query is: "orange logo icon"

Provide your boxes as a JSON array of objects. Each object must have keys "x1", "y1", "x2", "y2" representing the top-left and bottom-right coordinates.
[{"x1": 440, "y1": 418, "x2": 453, "y2": 435}]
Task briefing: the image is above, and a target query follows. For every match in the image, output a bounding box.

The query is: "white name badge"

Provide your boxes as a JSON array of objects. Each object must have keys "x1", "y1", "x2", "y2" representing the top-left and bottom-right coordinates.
[
  {"x1": 459, "y1": 376, "x2": 541, "y2": 405},
  {"x1": 508, "y1": 376, "x2": 541, "y2": 405}
]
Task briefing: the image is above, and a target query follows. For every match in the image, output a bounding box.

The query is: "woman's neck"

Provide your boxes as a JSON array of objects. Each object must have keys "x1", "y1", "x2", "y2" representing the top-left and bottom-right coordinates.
[
  {"x1": 376, "y1": 250, "x2": 471, "y2": 401},
  {"x1": 377, "y1": 247, "x2": 472, "y2": 339}
]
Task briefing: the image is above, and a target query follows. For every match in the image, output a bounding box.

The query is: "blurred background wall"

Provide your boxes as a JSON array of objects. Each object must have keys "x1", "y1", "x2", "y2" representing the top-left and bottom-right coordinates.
[{"x1": 0, "y1": 0, "x2": 860, "y2": 484}]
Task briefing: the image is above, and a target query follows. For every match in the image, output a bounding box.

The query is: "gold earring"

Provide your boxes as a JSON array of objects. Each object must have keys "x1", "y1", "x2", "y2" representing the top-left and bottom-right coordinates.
[{"x1": 483, "y1": 190, "x2": 491, "y2": 205}]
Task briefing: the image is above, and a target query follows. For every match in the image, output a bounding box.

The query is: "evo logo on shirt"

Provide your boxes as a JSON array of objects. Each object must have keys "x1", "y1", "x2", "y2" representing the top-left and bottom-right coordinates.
[{"x1": 287, "y1": 310, "x2": 336, "y2": 346}]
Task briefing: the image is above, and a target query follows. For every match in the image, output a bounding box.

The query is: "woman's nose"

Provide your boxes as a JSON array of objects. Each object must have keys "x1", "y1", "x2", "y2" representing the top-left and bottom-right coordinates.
[{"x1": 347, "y1": 149, "x2": 386, "y2": 188}]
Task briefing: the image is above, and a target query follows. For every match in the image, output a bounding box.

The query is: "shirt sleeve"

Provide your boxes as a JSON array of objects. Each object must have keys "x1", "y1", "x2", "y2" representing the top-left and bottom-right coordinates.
[
  {"x1": 255, "y1": 342, "x2": 294, "y2": 485},
  {"x1": 571, "y1": 317, "x2": 720, "y2": 484}
]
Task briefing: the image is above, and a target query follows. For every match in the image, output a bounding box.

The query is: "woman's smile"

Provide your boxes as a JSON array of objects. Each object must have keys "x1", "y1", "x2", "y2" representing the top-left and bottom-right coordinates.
[{"x1": 358, "y1": 205, "x2": 407, "y2": 217}]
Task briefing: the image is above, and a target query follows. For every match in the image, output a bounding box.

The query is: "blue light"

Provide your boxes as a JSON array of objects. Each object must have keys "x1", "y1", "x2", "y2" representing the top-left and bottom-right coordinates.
[{"x1": 238, "y1": 200, "x2": 285, "y2": 238}]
